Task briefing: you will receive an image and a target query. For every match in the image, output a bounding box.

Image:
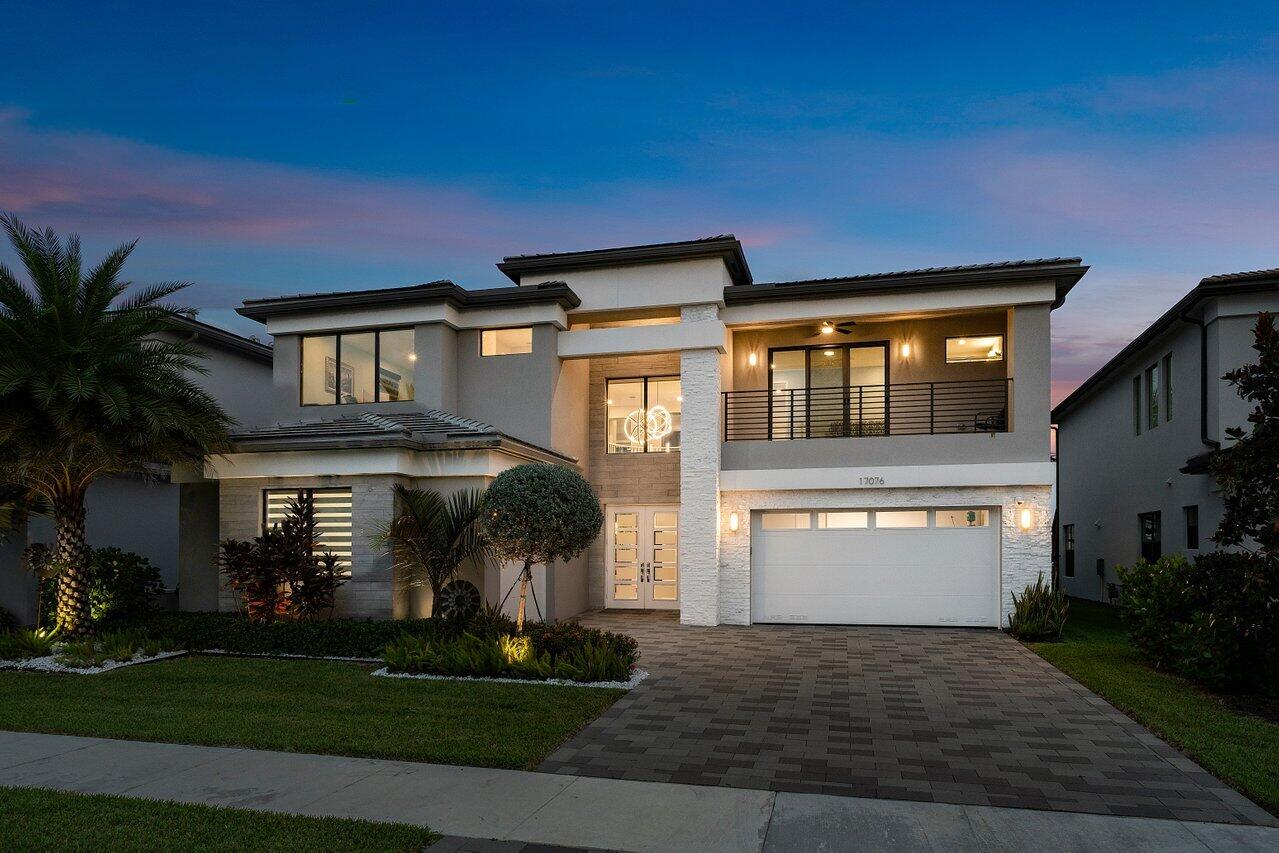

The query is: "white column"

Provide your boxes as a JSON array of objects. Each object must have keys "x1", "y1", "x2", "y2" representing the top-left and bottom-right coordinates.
[{"x1": 678, "y1": 304, "x2": 722, "y2": 626}]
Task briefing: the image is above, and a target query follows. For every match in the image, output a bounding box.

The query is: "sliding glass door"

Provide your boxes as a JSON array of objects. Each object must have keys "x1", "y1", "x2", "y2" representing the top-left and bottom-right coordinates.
[{"x1": 768, "y1": 343, "x2": 888, "y2": 439}]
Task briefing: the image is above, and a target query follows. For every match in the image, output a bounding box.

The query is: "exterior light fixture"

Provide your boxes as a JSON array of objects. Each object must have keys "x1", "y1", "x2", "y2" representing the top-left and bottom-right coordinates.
[
  {"x1": 728, "y1": 512, "x2": 740, "y2": 532},
  {"x1": 747, "y1": 351, "x2": 759, "y2": 367},
  {"x1": 901, "y1": 343, "x2": 912, "y2": 358},
  {"x1": 408, "y1": 352, "x2": 418, "y2": 362},
  {"x1": 1017, "y1": 502, "x2": 1033, "y2": 531}
]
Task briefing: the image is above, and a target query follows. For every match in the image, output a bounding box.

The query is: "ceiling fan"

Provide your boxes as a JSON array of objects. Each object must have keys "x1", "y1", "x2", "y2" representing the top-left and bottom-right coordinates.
[{"x1": 815, "y1": 320, "x2": 856, "y2": 337}]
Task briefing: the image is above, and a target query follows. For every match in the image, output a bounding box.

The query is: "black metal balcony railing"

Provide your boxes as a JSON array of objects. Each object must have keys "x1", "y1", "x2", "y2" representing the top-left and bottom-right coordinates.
[{"x1": 722, "y1": 378, "x2": 1011, "y2": 441}]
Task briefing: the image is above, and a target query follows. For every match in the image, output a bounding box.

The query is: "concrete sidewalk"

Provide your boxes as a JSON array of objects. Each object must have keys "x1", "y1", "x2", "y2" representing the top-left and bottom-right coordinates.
[{"x1": 2, "y1": 731, "x2": 1276, "y2": 852}]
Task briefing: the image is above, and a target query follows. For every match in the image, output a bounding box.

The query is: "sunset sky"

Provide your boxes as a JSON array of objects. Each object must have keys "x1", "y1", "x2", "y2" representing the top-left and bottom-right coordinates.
[{"x1": 3, "y1": 2, "x2": 1277, "y2": 403}]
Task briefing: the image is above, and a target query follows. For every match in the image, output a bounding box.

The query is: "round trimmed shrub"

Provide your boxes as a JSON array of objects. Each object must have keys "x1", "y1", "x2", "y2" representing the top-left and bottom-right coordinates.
[{"x1": 480, "y1": 464, "x2": 603, "y2": 568}]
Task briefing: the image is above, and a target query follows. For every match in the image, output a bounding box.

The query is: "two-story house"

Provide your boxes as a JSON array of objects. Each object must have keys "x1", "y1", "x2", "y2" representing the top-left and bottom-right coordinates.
[
  {"x1": 1053, "y1": 269, "x2": 1279, "y2": 602},
  {"x1": 210, "y1": 237, "x2": 1085, "y2": 628}
]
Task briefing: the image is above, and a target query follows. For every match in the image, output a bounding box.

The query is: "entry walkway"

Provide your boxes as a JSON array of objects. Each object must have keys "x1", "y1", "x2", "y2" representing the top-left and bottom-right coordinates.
[{"x1": 2, "y1": 731, "x2": 1276, "y2": 851}]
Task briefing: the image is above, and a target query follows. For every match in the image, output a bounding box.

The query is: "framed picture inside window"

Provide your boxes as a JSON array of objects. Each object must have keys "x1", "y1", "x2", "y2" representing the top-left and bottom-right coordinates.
[{"x1": 325, "y1": 356, "x2": 354, "y2": 398}]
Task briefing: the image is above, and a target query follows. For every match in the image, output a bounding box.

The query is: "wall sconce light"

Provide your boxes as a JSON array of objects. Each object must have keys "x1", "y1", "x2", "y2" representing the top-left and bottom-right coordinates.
[
  {"x1": 747, "y1": 351, "x2": 758, "y2": 367},
  {"x1": 1016, "y1": 501, "x2": 1033, "y2": 531},
  {"x1": 900, "y1": 342, "x2": 912, "y2": 358},
  {"x1": 728, "y1": 512, "x2": 740, "y2": 533}
]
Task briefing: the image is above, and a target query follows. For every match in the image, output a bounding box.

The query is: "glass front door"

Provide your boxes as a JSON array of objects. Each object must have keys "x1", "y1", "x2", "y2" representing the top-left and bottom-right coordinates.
[{"x1": 606, "y1": 506, "x2": 679, "y2": 609}]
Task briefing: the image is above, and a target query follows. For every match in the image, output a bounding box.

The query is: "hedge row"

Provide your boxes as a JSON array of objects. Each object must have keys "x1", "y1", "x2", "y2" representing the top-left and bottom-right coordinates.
[{"x1": 111, "y1": 612, "x2": 438, "y2": 658}]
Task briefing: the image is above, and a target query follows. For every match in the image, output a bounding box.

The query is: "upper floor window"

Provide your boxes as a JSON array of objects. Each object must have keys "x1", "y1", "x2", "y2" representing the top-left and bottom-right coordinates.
[
  {"x1": 481, "y1": 327, "x2": 533, "y2": 356},
  {"x1": 1184, "y1": 505, "x2": 1199, "y2": 550},
  {"x1": 1162, "y1": 353, "x2": 1172, "y2": 422},
  {"x1": 945, "y1": 335, "x2": 1003, "y2": 363},
  {"x1": 1145, "y1": 363, "x2": 1160, "y2": 429},
  {"x1": 300, "y1": 328, "x2": 415, "y2": 405},
  {"x1": 1063, "y1": 523, "x2": 1076, "y2": 577},
  {"x1": 606, "y1": 376, "x2": 681, "y2": 453},
  {"x1": 1132, "y1": 376, "x2": 1142, "y2": 435}
]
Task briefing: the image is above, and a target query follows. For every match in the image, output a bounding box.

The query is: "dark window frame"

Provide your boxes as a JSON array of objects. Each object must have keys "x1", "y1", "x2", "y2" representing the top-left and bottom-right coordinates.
[
  {"x1": 1139, "y1": 510, "x2": 1162, "y2": 562},
  {"x1": 1063, "y1": 523, "x2": 1076, "y2": 578},
  {"x1": 299, "y1": 327, "x2": 414, "y2": 406},
  {"x1": 1162, "y1": 353, "x2": 1173, "y2": 422},
  {"x1": 1132, "y1": 375, "x2": 1142, "y2": 435},
  {"x1": 1145, "y1": 363, "x2": 1159, "y2": 430},
  {"x1": 766, "y1": 341, "x2": 891, "y2": 439},
  {"x1": 605, "y1": 374, "x2": 681, "y2": 454},
  {"x1": 1184, "y1": 504, "x2": 1199, "y2": 550}
]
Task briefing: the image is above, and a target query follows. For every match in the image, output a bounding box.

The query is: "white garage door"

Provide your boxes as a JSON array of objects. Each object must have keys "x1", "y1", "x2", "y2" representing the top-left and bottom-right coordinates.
[{"x1": 751, "y1": 507, "x2": 1000, "y2": 627}]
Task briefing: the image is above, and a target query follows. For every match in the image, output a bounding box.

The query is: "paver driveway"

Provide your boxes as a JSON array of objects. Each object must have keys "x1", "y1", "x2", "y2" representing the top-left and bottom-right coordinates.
[{"x1": 539, "y1": 611, "x2": 1272, "y2": 826}]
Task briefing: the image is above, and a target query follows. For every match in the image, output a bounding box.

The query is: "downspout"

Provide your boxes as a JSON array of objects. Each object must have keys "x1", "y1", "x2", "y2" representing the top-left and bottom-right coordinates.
[
  {"x1": 1178, "y1": 312, "x2": 1221, "y2": 450},
  {"x1": 1050, "y1": 423, "x2": 1060, "y2": 591}
]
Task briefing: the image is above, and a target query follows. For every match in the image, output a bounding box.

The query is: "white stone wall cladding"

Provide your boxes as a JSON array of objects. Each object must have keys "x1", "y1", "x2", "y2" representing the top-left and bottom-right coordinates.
[
  {"x1": 585, "y1": 352, "x2": 682, "y2": 608},
  {"x1": 679, "y1": 346, "x2": 722, "y2": 626},
  {"x1": 717, "y1": 485, "x2": 1053, "y2": 628},
  {"x1": 680, "y1": 303, "x2": 720, "y2": 322},
  {"x1": 216, "y1": 474, "x2": 406, "y2": 619}
]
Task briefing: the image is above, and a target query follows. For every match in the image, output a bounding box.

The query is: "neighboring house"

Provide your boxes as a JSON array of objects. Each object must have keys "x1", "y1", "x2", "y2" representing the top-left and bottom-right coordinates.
[
  {"x1": 1053, "y1": 270, "x2": 1279, "y2": 602},
  {"x1": 211, "y1": 237, "x2": 1081, "y2": 628},
  {"x1": 0, "y1": 316, "x2": 273, "y2": 624}
]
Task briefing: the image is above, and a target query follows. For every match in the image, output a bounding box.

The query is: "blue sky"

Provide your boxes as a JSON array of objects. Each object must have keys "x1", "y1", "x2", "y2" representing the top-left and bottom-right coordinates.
[{"x1": 3, "y1": 1, "x2": 1278, "y2": 401}]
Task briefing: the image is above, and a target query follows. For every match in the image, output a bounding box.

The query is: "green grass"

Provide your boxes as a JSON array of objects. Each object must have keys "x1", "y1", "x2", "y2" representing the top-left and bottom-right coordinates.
[
  {"x1": 0, "y1": 655, "x2": 621, "y2": 770},
  {"x1": 0, "y1": 786, "x2": 436, "y2": 852},
  {"x1": 1030, "y1": 598, "x2": 1279, "y2": 815}
]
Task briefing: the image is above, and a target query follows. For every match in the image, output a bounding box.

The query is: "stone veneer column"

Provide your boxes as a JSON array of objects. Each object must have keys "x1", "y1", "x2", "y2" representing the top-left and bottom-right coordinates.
[{"x1": 678, "y1": 304, "x2": 722, "y2": 626}]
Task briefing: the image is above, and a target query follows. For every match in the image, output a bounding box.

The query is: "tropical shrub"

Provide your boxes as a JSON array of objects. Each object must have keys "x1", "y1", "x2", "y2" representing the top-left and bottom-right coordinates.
[
  {"x1": 0, "y1": 627, "x2": 57, "y2": 660},
  {"x1": 111, "y1": 611, "x2": 441, "y2": 658},
  {"x1": 0, "y1": 605, "x2": 16, "y2": 633},
  {"x1": 383, "y1": 626, "x2": 637, "y2": 683},
  {"x1": 480, "y1": 464, "x2": 604, "y2": 631},
  {"x1": 218, "y1": 492, "x2": 347, "y2": 621},
  {"x1": 372, "y1": 485, "x2": 488, "y2": 618},
  {"x1": 1006, "y1": 574, "x2": 1069, "y2": 641},
  {"x1": 1119, "y1": 551, "x2": 1278, "y2": 694},
  {"x1": 32, "y1": 545, "x2": 162, "y2": 627},
  {"x1": 1211, "y1": 312, "x2": 1279, "y2": 557}
]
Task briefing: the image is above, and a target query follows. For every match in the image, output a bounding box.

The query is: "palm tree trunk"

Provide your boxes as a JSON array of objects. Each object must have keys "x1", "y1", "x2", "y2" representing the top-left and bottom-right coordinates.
[
  {"x1": 429, "y1": 578, "x2": 443, "y2": 618},
  {"x1": 53, "y1": 494, "x2": 92, "y2": 635}
]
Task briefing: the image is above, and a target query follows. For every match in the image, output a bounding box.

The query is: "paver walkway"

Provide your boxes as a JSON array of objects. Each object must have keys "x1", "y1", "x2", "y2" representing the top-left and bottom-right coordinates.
[
  {"x1": 539, "y1": 611, "x2": 1273, "y2": 826},
  {"x1": 4, "y1": 731, "x2": 1278, "y2": 852}
]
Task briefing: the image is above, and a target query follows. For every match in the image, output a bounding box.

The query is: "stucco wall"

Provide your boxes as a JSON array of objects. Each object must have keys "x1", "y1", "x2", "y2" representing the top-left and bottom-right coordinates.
[
  {"x1": 1056, "y1": 320, "x2": 1219, "y2": 600},
  {"x1": 455, "y1": 323, "x2": 561, "y2": 450},
  {"x1": 719, "y1": 485, "x2": 1052, "y2": 628}
]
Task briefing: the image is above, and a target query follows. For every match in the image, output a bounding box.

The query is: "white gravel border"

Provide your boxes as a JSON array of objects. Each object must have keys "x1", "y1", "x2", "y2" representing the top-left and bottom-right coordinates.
[
  {"x1": 199, "y1": 649, "x2": 383, "y2": 664},
  {"x1": 371, "y1": 667, "x2": 649, "y2": 690},
  {"x1": 0, "y1": 650, "x2": 186, "y2": 675}
]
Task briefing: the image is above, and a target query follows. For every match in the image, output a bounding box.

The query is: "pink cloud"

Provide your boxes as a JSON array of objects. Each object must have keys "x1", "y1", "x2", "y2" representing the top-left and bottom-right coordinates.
[{"x1": 0, "y1": 110, "x2": 791, "y2": 265}]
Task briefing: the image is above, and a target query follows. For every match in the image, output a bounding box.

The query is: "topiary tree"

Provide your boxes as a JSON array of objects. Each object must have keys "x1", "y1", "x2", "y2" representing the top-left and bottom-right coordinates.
[
  {"x1": 1211, "y1": 311, "x2": 1279, "y2": 556},
  {"x1": 480, "y1": 463, "x2": 603, "y2": 632}
]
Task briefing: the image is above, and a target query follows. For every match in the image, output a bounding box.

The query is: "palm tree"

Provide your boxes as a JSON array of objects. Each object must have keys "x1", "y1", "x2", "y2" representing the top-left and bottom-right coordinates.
[
  {"x1": 0, "y1": 215, "x2": 234, "y2": 634},
  {"x1": 373, "y1": 484, "x2": 488, "y2": 618}
]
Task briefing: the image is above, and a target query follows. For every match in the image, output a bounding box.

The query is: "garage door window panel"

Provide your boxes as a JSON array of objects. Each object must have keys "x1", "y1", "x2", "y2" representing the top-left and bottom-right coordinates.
[
  {"x1": 874, "y1": 510, "x2": 929, "y2": 529},
  {"x1": 761, "y1": 512, "x2": 812, "y2": 530},
  {"x1": 817, "y1": 511, "x2": 868, "y2": 529},
  {"x1": 936, "y1": 509, "x2": 990, "y2": 528}
]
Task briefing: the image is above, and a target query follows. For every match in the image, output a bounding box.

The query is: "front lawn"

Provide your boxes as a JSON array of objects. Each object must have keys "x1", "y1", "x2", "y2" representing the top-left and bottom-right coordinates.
[
  {"x1": 0, "y1": 655, "x2": 621, "y2": 770},
  {"x1": 0, "y1": 786, "x2": 436, "y2": 852},
  {"x1": 1030, "y1": 598, "x2": 1279, "y2": 815}
]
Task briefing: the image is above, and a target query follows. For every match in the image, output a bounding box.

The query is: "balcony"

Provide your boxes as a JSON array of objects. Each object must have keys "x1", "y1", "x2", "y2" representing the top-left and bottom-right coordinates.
[{"x1": 722, "y1": 378, "x2": 1011, "y2": 441}]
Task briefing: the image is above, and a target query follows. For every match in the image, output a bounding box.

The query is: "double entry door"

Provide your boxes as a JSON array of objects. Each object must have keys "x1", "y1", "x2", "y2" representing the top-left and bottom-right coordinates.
[{"x1": 606, "y1": 505, "x2": 679, "y2": 609}]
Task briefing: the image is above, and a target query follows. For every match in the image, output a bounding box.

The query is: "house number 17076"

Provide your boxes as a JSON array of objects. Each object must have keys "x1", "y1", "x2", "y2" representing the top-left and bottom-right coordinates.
[{"x1": 858, "y1": 476, "x2": 885, "y2": 486}]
